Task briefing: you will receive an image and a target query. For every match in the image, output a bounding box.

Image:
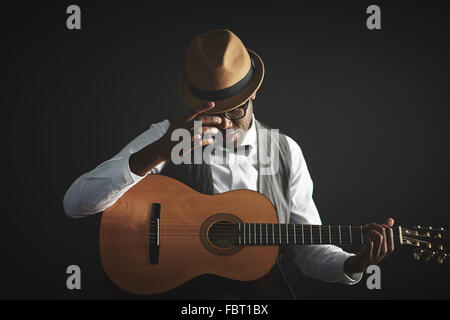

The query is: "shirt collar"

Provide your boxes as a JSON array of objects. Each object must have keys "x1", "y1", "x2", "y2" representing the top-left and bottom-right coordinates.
[
  {"x1": 210, "y1": 113, "x2": 256, "y2": 157},
  {"x1": 239, "y1": 113, "x2": 257, "y2": 147}
]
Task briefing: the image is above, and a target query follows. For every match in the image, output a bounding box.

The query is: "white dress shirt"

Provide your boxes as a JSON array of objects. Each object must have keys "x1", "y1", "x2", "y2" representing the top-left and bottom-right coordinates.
[{"x1": 63, "y1": 115, "x2": 363, "y2": 285}]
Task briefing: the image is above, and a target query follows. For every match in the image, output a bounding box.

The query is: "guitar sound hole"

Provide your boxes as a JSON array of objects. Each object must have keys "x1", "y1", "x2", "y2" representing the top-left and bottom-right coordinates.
[{"x1": 208, "y1": 221, "x2": 235, "y2": 249}]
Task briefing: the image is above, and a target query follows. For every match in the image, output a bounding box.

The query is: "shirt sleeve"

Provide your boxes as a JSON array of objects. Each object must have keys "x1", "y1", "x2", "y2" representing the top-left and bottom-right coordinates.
[
  {"x1": 63, "y1": 119, "x2": 170, "y2": 218},
  {"x1": 286, "y1": 136, "x2": 363, "y2": 285}
]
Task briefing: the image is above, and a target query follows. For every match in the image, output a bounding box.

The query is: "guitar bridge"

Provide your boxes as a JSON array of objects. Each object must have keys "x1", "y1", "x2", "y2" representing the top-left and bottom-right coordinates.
[{"x1": 149, "y1": 203, "x2": 161, "y2": 264}]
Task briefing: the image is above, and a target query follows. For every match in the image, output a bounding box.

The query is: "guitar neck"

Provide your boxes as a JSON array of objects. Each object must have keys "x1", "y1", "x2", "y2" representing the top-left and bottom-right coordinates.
[{"x1": 236, "y1": 223, "x2": 402, "y2": 246}]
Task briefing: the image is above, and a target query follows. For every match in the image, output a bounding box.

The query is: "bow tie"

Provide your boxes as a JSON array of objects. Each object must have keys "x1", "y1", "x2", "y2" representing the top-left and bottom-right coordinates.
[{"x1": 210, "y1": 144, "x2": 252, "y2": 157}]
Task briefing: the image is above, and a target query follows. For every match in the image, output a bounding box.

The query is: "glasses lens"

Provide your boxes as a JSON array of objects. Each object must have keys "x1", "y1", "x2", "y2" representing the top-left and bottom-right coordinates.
[
  {"x1": 225, "y1": 108, "x2": 245, "y2": 119},
  {"x1": 225, "y1": 101, "x2": 248, "y2": 119}
]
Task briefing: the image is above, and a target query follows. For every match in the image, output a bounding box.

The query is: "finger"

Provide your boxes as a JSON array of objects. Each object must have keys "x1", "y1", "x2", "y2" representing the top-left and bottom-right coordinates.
[
  {"x1": 194, "y1": 115, "x2": 223, "y2": 126},
  {"x1": 218, "y1": 118, "x2": 233, "y2": 130},
  {"x1": 201, "y1": 137, "x2": 215, "y2": 146},
  {"x1": 360, "y1": 234, "x2": 375, "y2": 264},
  {"x1": 193, "y1": 126, "x2": 219, "y2": 136},
  {"x1": 367, "y1": 229, "x2": 383, "y2": 258},
  {"x1": 176, "y1": 137, "x2": 215, "y2": 157},
  {"x1": 381, "y1": 218, "x2": 394, "y2": 255},
  {"x1": 367, "y1": 241, "x2": 374, "y2": 263},
  {"x1": 368, "y1": 223, "x2": 387, "y2": 256},
  {"x1": 385, "y1": 218, "x2": 395, "y2": 227},
  {"x1": 191, "y1": 137, "x2": 215, "y2": 149},
  {"x1": 186, "y1": 102, "x2": 215, "y2": 122},
  {"x1": 382, "y1": 223, "x2": 394, "y2": 255},
  {"x1": 361, "y1": 235, "x2": 373, "y2": 260},
  {"x1": 191, "y1": 133, "x2": 216, "y2": 142}
]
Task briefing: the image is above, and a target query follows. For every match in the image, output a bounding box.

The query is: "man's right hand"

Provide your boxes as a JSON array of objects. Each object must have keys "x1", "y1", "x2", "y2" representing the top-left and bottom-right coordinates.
[
  {"x1": 156, "y1": 102, "x2": 222, "y2": 161},
  {"x1": 129, "y1": 101, "x2": 232, "y2": 176}
]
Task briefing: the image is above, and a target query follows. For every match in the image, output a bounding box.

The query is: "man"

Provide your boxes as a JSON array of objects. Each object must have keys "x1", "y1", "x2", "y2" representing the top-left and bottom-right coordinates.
[{"x1": 63, "y1": 29, "x2": 394, "y2": 299}]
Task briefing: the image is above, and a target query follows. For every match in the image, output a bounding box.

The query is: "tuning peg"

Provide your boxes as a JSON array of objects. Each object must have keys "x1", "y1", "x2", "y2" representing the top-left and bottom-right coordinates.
[
  {"x1": 424, "y1": 251, "x2": 436, "y2": 262},
  {"x1": 414, "y1": 249, "x2": 423, "y2": 261},
  {"x1": 437, "y1": 255, "x2": 446, "y2": 264}
]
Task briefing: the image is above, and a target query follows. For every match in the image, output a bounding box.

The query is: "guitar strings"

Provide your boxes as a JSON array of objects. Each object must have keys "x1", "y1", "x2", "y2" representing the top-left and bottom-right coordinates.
[
  {"x1": 145, "y1": 229, "x2": 377, "y2": 236},
  {"x1": 145, "y1": 226, "x2": 401, "y2": 236},
  {"x1": 148, "y1": 221, "x2": 379, "y2": 227},
  {"x1": 144, "y1": 232, "x2": 401, "y2": 240},
  {"x1": 143, "y1": 221, "x2": 406, "y2": 244},
  {"x1": 144, "y1": 232, "x2": 396, "y2": 239},
  {"x1": 148, "y1": 221, "x2": 404, "y2": 234},
  {"x1": 145, "y1": 227, "x2": 374, "y2": 235},
  {"x1": 147, "y1": 221, "x2": 389, "y2": 234}
]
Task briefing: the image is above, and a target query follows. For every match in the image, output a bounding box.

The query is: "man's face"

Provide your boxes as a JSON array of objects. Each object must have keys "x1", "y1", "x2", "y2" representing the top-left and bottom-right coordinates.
[
  {"x1": 193, "y1": 92, "x2": 256, "y2": 148},
  {"x1": 214, "y1": 98, "x2": 254, "y2": 147}
]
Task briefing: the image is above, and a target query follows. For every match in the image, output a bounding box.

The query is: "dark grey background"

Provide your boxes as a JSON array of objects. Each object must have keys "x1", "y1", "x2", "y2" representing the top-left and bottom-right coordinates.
[{"x1": 2, "y1": 0, "x2": 449, "y2": 299}]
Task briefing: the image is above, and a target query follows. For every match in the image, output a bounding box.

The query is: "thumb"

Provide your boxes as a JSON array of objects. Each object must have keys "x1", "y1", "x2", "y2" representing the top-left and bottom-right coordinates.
[{"x1": 385, "y1": 217, "x2": 395, "y2": 227}]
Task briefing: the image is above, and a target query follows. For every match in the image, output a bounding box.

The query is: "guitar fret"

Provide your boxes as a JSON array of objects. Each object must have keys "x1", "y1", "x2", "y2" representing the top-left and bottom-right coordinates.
[
  {"x1": 243, "y1": 223, "x2": 246, "y2": 245},
  {"x1": 310, "y1": 225, "x2": 313, "y2": 244},
  {"x1": 286, "y1": 224, "x2": 289, "y2": 244},
  {"x1": 279, "y1": 224, "x2": 281, "y2": 244},
  {"x1": 259, "y1": 223, "x2": 262, "y2": 245},
  {"x1": 349, "y1": 225, "x2": 352, "y2": 244},
  {"x1": 360, "y1": 225, "x2": 363, "y2": 244},
  {"x1": 272, "y1": 224, "x2": 274, "y2": 245},
  {"x1": 328, "y1": 225, "x2": 331, "y2": 244},
  {"x1": 294, "y1": 224, "x2": 297, "y2": 244},
  {"x1": 248, "y1": 223, "x2": 251, "y2": 245},
  {"x1": 238, "y1": 223, "x2": 241, "y2": 245},
  {"x1": 254, "y1": 223, "x2": 257, "y2": 245},
  {"x1": 266, "y1": 223, "x2": 268, "y2": 245},
  {"x1": 338, "y1": 225, "x2": 342, "y2": 244},
  {"x1": 319, "y1": 225, "x2": 322, "y2": 244},
  {"x1": 302, "y1": 224, "x2": 304, "y2": 244}
]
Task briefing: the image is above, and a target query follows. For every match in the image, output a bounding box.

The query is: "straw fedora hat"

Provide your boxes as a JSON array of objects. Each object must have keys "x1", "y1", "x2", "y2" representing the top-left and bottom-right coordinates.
[{"x1": 178, "y1": 29, "x2": 265, "y2": 114}]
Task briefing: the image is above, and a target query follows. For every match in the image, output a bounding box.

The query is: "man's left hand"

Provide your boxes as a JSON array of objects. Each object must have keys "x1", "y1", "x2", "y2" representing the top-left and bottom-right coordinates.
[{"x1": 344, "y1": 218, "x2": 395, "y2": 274}]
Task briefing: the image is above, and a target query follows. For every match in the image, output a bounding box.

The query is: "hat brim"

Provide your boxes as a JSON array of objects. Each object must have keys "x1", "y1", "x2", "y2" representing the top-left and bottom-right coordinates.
[{"x1": 178, "y1": 48, "x2": 264, "y2": 114}]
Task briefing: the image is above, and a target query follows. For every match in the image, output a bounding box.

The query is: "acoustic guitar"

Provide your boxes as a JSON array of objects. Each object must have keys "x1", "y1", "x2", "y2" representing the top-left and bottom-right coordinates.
[{"x1": 100, "y1": 174, "x2": 447, "y2": 295}]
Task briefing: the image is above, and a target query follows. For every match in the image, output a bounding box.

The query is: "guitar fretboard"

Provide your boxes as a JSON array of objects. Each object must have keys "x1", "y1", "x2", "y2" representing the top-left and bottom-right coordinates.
[{"x1": 236, "y1": 223, "x2": 398, "y2": 246}]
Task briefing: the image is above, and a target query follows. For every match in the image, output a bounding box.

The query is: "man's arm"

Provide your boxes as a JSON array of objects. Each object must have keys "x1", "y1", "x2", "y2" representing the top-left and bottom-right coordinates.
[
  {"x1": 286, "y1": 136, "x2": 363, "y2": 284},
  {"x1": 63, "y1": 120, "x2": 170, "y2": 218},
  {"x1": 63, "y1": 101, "x2": 222, "y2": 218}
]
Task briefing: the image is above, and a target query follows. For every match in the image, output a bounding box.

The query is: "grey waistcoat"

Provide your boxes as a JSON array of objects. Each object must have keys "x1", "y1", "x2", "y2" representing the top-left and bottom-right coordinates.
[
  {"x1": 160, "y1": 119, "x2": 297, "y2": 298},
  {"x1": 160, "y1": 119, "x2": 292, "y2": 223}
]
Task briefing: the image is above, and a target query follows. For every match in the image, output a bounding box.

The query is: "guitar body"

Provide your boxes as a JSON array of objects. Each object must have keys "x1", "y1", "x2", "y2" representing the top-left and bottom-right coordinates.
[{"x1": 100, "y1": 174, "x2": 279, "y2": 296}]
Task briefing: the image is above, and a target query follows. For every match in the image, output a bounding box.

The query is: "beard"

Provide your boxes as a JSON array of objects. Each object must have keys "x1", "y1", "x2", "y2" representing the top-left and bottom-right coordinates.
[{"x1": 214, "y1": 127, "x2": 246, "y2": 149}]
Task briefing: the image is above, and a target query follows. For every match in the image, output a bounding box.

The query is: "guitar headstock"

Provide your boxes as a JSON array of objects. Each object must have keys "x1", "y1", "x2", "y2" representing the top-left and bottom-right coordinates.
[{"x1": 400, "y1": 226, "x2": 448, "y2": 264}]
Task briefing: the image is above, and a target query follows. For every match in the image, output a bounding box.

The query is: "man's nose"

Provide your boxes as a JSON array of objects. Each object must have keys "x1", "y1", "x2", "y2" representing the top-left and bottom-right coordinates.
[{"x1": 219, "y1": 117, "x2": 233, "y2": 129}]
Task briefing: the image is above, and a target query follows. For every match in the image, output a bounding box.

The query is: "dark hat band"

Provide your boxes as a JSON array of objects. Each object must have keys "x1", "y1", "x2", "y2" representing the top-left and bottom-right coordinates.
[{"x1": 189, "y1": 59, "x2": 255, "y2": 101}]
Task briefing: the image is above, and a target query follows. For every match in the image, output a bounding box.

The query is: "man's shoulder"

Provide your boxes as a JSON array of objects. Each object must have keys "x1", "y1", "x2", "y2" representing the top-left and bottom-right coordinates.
[{"x1": 254, "y1": 119, "x2": 302, "y2": 154}]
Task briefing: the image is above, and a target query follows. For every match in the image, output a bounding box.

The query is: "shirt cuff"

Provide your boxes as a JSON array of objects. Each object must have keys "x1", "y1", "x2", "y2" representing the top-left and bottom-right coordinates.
[
  {"x1": 338, "y1": 253, "x2": 363, "y2": 285},
  {"x1": 114, "y1": 154, "x2": 146, "y2": 187}
]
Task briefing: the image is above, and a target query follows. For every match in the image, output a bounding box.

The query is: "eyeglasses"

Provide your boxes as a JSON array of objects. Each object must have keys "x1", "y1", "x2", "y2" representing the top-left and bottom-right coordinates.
[{"x1": 212, "y1": 100, "x2": 249, "y2": 120}]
